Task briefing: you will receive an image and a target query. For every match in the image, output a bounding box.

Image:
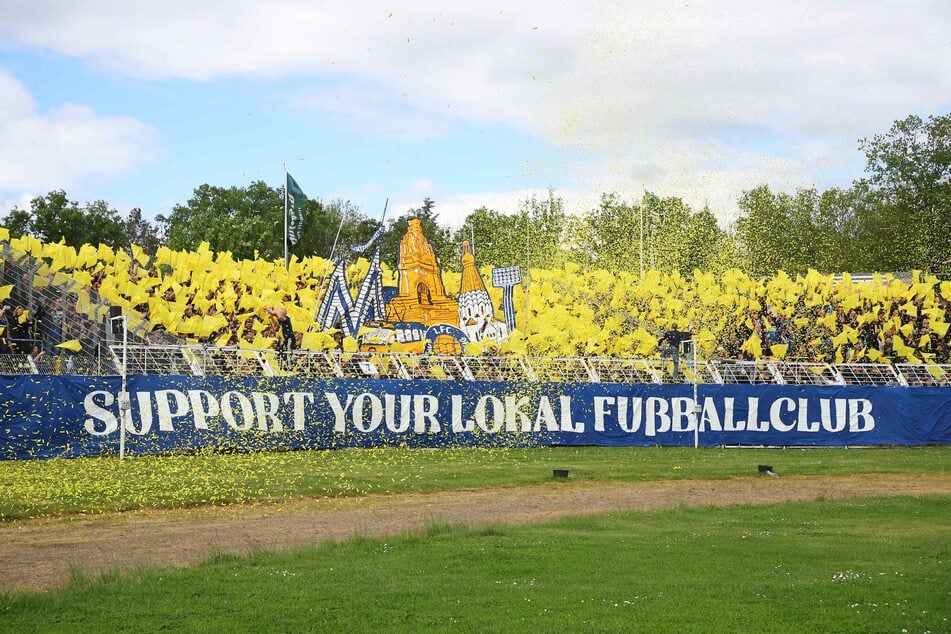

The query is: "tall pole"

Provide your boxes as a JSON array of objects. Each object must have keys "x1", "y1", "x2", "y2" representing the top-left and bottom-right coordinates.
[
  {"x1": 112, "y1": 315, "x2": 129, "y2": 460},
  {"x1": 639, "y1": 202, "x2": 644, "y2": 278},
  {"x1": 283, "y1": 163, "x2": 289, "y2": 270},
  {"x1": 121, "y1": 316, "x2": 127, "y2": 459},
  {"x1": 686, "y1": 338, "x2": 699, "y2": 449},
  {"x1": 524, "y1": 213, "x2": 530, "y2": 334}
]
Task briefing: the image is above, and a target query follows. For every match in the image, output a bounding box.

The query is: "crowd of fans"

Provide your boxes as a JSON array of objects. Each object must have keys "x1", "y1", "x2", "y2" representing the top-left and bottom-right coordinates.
[{"x1": 1, "y1": 233, "x2": 949, "y2": 367}]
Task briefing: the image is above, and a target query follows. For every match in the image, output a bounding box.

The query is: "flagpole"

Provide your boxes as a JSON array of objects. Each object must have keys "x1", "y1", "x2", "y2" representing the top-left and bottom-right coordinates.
[{"x1": 283, "y1": 163, "x2": 289, "y2": 269}]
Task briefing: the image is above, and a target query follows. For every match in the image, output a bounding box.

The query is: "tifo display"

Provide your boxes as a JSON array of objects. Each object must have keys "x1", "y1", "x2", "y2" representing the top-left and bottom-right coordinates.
[{"x1": 1, "y1": 219, "x2": 948, "y2": 370}]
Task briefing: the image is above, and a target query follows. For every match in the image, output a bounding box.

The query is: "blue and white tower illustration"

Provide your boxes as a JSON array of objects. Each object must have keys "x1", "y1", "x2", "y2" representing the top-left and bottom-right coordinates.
[{"x1": 491, "y1": 265, "x2": 521, "y2": 332}]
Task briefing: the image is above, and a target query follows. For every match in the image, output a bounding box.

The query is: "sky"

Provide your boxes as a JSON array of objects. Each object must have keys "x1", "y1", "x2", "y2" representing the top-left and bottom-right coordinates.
[{"x1": 0, "y1": 1, "x2": 948, "y2": 230}]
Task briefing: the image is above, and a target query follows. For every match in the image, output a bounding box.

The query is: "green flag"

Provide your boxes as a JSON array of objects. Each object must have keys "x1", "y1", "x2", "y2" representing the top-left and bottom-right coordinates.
[{"x1": 286, "y1": 172, "x2": 307, "y2": 246}]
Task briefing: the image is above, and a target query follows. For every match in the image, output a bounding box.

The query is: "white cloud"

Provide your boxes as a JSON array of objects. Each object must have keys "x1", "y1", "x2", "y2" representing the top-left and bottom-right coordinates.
[
  {"x1": 0, "y1": 191, "x2": 35, "y2": 214},
  {"x1": 1, "y1": 1, "x2": 948, "y2": 220},
  {"x1": 0, "y1": 69, "x2": 155, "y2": 198}
]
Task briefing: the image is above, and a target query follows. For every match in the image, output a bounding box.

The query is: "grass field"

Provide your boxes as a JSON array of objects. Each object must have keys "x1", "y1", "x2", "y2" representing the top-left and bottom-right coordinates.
[
  {"x1": 1, "y1": 446, "x2": 949, "y2": 520},
  {"x1": 2, "y1": 446, "x2": 948, "y2": 631},
  {"x1": 2, "y1": 495, "x2": 947, "y2": 632}
]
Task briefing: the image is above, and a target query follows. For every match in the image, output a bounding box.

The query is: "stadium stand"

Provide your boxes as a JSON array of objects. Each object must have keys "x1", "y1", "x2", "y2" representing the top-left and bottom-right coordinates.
[{"x1": 1, "y1": 232, "x2": 949, "y2": 386}]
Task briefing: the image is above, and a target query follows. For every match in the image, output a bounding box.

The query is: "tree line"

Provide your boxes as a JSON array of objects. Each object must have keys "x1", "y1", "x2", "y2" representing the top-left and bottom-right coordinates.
[{"x1": 3, "y1": 113, "x2": 948, "y2": 278}]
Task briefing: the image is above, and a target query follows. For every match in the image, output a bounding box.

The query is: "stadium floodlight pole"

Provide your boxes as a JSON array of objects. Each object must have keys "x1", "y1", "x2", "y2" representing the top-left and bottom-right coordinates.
[{"x1": 283, "y1": 162, "x2": 289, "y2": 270}]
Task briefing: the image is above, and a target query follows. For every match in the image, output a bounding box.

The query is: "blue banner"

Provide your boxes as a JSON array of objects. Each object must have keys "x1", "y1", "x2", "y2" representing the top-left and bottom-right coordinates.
[{"x1": 1, "y1": 375, "x2": 949, "y2": 459}]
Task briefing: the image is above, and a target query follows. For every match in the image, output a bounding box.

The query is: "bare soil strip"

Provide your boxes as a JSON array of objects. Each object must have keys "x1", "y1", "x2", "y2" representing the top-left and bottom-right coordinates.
[{"x1": 2, "y1": 473, "x2": 948, "y2": 593}]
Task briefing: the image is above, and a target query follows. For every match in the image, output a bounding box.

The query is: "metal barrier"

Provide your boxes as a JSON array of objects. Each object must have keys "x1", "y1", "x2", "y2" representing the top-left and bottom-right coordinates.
[
  {"x1": 712, "y1": 360, "x2": 779, "y2": 384},
  {"x1": 835, "y1": 363, "x2": 905, "y2": 386},
  {"x1": 0, "y1": 346, "x2": 901, "y2": 387},
  {"x1": 896, "y1": 363, "x2": 951, "y2": 387}
]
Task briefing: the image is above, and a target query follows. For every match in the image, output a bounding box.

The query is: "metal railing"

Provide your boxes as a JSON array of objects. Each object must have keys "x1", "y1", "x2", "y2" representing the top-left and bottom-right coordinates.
[{"x1": 3, "y1": 345, "x2": 948, "y2": 388}]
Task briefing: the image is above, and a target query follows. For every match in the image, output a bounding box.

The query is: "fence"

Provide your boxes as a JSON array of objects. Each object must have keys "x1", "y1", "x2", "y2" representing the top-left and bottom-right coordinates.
[{"x1": 1, "y1": 343, "x2": 948, "y2": 386}]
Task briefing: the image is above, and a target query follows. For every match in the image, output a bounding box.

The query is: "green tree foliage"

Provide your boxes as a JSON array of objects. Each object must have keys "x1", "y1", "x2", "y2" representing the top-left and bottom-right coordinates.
[
  {"x1": 295, "y1": 198, "x2": 378, "y2": 261},
  {"x1": 159, "y1": 181, "x2": 283, "y2": 260},
  {"x1": 853, "y1": 113, "x2": 950, "y2": 273},
  {"x1": 158, "y1": 182, "x2": 376, "y2": 262},
  {"x1": 735, "y1": 185, "x2": 872, "y2": 275},
  {"x1": 734, "y1": 113, "x2": 949, "y2": 275},
  {"x1": 1, "y1": 190, "x2": 128, "y2": 248},
  {"x1": 453, "y1": 190, "x2": 569, "y2": 272},
  {"x1": 124, "y1": 207, "x2": 164, "y2": 256},
  {"x1": 520, "y1": 190, "x2": 569, "y2": 271},
  {"x1": 453, "y1": 206, "x2": 525, "y2": 269},
  {"x1": 565, "y1": 193, "x2": 640, "y2": 272},
  {"x1": 564, "y1": 192, "x2": 730, "y2": 275},
  {"x1": 734, "y1": 185, "x2": 789, "y2": 276}
]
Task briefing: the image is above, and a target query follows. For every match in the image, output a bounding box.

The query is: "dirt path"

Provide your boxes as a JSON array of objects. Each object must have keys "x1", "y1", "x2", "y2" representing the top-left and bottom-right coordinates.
[{"x1": 2, "y1": 473, "x2": 949, "y2": 593}]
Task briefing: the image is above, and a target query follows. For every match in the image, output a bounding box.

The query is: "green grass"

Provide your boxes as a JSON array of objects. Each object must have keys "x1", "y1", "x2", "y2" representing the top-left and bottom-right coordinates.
[
  {"x1": 1, "y1": 496, "x2": 947, "y2": 632},
  {"x1": 1, "y1": 445, "x2": 948, "y2": 520}
]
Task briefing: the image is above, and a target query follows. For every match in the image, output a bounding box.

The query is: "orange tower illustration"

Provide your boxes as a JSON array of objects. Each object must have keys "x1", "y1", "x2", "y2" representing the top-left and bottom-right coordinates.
[{"x1": 385, "y1": 218, "x2": 458, "y2": 326}]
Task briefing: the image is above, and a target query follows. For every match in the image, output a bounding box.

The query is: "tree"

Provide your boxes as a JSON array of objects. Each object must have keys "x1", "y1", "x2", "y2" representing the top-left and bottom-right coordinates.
[
  {"x1": 0, "y1": 207, "x2": 31, "y2": 239},
  {"x1": 735, "y1": 185, "x2": 796, "y2": 276},
  {"x1": 566, "y1": 193, "x2": 640, "y2": 273},
  {"x1": 854, "y1": 113, "x2": 950, "y2": 273},
  {"x1": 518, "y1": 189, "x2": 568, "y2": 271},
  {"x1": 159, "y1": 181, "x2": 284, "y2": 260},
  {"x1": 292, "y1": 198, "x2": 377, "y2": 261},
  {"x1": 160, "y1": 181, "x2": 381, "y2": 263},
  {"x1": 1, "y1": 190, "x2": 127, "y2": 248},
  {"x1": 124, "y1": 207, "x2": 163, "y2": 256},
  {"x1": 454, "y1": 206, "x2": 532, "y2": 269}
]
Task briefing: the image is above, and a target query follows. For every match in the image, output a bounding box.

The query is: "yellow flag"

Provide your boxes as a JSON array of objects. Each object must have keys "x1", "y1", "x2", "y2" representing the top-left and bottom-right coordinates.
[
  {"x1": 820, "y1": 313, "x2": 839, "y2": 329},
  {"x1": 251, "y1": 334, "x2": 275, "y2": 350},
  {"x1": 0, "y1": 284, "x2": 12, "y2": 302},
  {"x1": 55, "y1": 339, "x2": 82, "y2": 352},
  {"x1": 770, "y1": 343, "x2": 789, "y2": 359},
  {"x1": 741, "y1": 333, "x2": 763, "y2": 359},
  {"x1": 932, "y1": 321, "x2": 949, "y2": 338},
  {"x1": 0, "y1": 227, "x2": 8, "y2": 241},
  {"x1": 464, "y1": 341, "x2": 484, "y2": 356},
  {"x1": 301, "y1": 331, "x2": 335, "y2": 350},
  {"x1": 925, "y1": 365, "x2": 947, "y2": 380},
  {"x1": 96, "y1": 243, "x2": 115, "y2": 264},
  {"x1": 131, "y1": 244, "x2": 149, "y2": 267}
]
